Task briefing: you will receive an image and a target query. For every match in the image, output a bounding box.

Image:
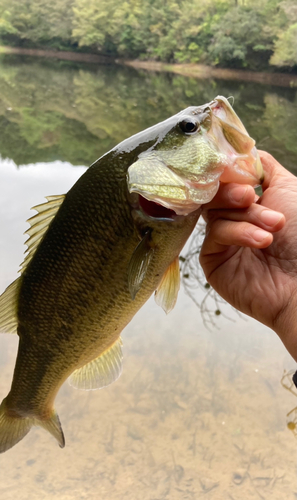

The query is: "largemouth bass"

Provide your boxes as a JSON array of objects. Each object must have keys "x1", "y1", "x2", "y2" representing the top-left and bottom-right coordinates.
[{"x1": 0, "y1": 96, "x2": 263, "y2": 453}]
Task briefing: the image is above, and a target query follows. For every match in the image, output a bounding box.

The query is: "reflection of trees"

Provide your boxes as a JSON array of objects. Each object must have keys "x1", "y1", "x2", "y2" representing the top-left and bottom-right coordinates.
[
  {"x1": 263, "y1": 93, "x2": 297, "y2": 156},
  {"x1": 0, "y1": 57, "x2": 296, "y2": 172}
]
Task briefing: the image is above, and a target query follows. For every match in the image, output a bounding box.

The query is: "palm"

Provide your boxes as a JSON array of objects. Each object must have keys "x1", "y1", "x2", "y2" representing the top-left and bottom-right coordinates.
[{"x1": 200, "y1": 157, "x2": 297, "y2": 330}]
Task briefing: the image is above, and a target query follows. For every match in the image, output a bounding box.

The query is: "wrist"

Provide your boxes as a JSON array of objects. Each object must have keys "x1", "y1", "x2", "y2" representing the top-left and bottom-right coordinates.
[{"x1": 273, "y1": 288, "x2": 297, "y2": 362}]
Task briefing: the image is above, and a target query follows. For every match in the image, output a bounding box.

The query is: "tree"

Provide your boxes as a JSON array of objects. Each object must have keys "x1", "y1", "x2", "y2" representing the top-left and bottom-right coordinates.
[
  {"x1": 207, "y1": 6, "x2": 274, "y2": 69},
  {"x1": 270, "y1": 1, "x2": 297, "y2": 67}
]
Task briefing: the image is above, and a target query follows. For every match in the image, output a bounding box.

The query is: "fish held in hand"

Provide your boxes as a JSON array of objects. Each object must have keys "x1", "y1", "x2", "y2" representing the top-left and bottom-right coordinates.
[
  {"x1": 128, "y1": 95, "x2": 263, "y2": 216},
  {"x1": 0, "y1": 96, "x2": 263, "y2": 453}
]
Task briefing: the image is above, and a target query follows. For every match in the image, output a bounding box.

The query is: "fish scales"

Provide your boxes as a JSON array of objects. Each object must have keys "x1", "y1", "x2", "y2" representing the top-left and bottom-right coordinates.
[
  {"x1": 0, "y1": 96, "x2": 263, "y2": 453},
  {"x1": 14, "y1": 153, "x2": 196, "y2": 408}
]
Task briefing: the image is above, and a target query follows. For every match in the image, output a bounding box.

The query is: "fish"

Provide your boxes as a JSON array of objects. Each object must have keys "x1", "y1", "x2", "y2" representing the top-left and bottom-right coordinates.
[{"x1": 0, "y1": 96, "x2": 263, "y2": 453}]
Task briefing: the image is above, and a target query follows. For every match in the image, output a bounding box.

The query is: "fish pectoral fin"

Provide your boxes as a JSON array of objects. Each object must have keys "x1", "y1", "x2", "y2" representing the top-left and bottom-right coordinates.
[
  {"x1": 68, "y1": 337, "x2": 123, "y2": 390},
  {"x1": 0, "y1": 278, "x2": 21, "y2": 334},
  {"x1": 21, "y1": 194, "x2": 65, "y2": 272},
  {"x1": 128, "y1": 230, "x2": 155, "y2": 300},
  {"x1": 154, "y1": 256, "x2": 180, "y2": 314}
]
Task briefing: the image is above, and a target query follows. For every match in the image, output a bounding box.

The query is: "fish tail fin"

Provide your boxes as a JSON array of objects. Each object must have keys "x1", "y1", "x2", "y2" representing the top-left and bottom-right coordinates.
[
  {"x1": 39, "y1": 411, "x2": 65, "y2": 449},
  {"x1": 0, "y1": 398, "x2": 32, "y2": 453},
  {"x1": 0, "y1": 398, "x2": 65, "y2": 453}
]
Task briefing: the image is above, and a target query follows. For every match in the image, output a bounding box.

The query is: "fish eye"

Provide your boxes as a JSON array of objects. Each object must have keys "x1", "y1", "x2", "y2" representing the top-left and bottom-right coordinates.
[{"x1": 179, "y1": 119, "x2": 199, "y2": 134}]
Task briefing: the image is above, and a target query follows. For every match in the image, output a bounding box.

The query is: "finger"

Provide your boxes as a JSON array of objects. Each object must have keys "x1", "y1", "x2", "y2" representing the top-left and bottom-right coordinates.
[
  {"x1": 203, "y1": 183, "x2": 255, "y2": 210},
  {"x1": 205, "y1": 203, "x2": 285, "y2": 233},
  {"x1": 201, "y1": 219, "x2": 273, "y2": 258}
]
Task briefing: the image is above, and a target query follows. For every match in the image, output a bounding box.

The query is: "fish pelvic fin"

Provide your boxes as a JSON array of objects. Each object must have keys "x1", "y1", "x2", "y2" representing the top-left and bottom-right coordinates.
[
  {"x1": 154, "y1": 256, "x2": 180, "y2": 314},
  {"x1": 0, "y1": 398, "x2": 65, "y2": 453}
]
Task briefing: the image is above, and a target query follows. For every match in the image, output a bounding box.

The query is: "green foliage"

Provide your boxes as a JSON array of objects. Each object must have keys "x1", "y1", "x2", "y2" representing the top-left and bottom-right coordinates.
[
  {"x1": 270, "y1": 23, "x2": 297, "y2": 67},
  {"x1": 0, "y1": 0, "x2": 75, "y2": 48},
  {"x1": 0, "y1": 0, "x2": 295, "y2": 69},
  {"x1": 207, "y1": 6, "x2": 274, "y2": 69},
  {"x1": 269, "y1": 1, "x2": 297, "y2": 67}
]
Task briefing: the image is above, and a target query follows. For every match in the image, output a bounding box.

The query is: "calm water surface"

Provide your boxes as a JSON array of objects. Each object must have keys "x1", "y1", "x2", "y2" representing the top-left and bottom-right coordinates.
[{"x1": 0, "y1": 56, "x2": 296, "y2": 500}]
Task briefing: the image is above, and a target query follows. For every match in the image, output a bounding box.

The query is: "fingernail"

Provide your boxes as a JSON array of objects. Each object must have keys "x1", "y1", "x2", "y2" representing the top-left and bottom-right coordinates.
[
  {"x1": 260, "y1": 210, "x2": 283, "y2": 227},
  {"x1": 230, "y1": 186, "x2": 248, "y2": 202},
  {"x1": 253, "y1": 229, "x2": 270, "y2": 242}
]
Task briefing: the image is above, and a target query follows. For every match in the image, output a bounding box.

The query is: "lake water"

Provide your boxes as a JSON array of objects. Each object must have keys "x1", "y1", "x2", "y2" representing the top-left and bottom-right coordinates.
[{"x1": 0, "y1": 55, "x2": 296, "y2": 500}]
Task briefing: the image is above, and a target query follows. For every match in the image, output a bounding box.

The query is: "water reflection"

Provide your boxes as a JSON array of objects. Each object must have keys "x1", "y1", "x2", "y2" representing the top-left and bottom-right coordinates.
[{"x1": 0, "y1": 55, "x2": 296, "y2": 173}]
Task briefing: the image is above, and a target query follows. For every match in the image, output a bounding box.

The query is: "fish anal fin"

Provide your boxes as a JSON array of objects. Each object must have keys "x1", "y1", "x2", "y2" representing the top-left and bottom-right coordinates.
[
  {"x1": 128, "y1": 230, "x2": 155, "y2": 300},
  {"x1": 0, "y1": 278, "x2": 21, "y2": 334},
  {"x1": 155, "y1": 256, "x2": 180, "y2": 314},
  {"x1": 21, "y1": 194, "x2": 65, "y2": 273},
  {"x1": 68, "y1": 337, "x2": 123, "y2": 391}
]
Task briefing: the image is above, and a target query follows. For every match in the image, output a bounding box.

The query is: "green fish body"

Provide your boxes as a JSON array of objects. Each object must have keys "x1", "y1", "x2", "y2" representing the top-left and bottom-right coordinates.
[{"x1": 0, "y1": 96, "x2": 263, "y2": 453}]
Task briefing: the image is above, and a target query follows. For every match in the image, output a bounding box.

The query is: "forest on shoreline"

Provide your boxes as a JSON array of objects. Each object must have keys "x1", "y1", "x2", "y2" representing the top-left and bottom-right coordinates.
[{"x1": 0, "y1": 0, "x2": 296, "y2": 71}]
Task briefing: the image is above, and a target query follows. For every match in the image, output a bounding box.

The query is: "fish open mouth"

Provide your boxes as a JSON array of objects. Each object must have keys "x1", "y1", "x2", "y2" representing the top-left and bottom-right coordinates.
[{"x1": 138, "y1": 195, "x2": 177, "y2": 219}]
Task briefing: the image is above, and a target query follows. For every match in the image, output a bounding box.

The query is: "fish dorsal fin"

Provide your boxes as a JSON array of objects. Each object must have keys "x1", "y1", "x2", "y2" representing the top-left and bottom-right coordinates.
[
  {"x1": 0, "y1": 195, "x2": 65, "y2": 335},
  {"x1": 21, "y1": 195, "x2": 65, "y2": 272},
  {"x1": 0, "y1": 278, "x2": 21, "y2": 334},
  {"x1": 68, "y1": 337, "x2": 123, "y2": 390},
  {"x1": 154, "y1": 256, "x2": 180, "y2": 314},
  {"x1": 128, "y1": 230, "x2": 155, "y2": 300}
]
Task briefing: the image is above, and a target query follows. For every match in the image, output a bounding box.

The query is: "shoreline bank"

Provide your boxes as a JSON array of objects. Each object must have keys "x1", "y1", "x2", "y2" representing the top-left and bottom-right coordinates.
[{"x1": 1, "y1": 45, "x2": 297, "y2": 89}]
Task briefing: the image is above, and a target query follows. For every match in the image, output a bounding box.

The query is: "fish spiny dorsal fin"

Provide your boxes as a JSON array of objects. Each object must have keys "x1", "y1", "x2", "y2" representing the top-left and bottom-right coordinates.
[
  {"x1": 154, "y1": 256, "x2": 180, "y2": 314},
  {"x1": 21, "y1": 194, "x2": 65, "y2": 272},
  {"x1": 68, "y1": 337, "x2": 123, "y2": 390},
  {"x1": 0, "y1": 195, "x2": 65, "y2": 335},
  {"x1": 0, "y1": 278, "x2": 21, "y2": 334}
]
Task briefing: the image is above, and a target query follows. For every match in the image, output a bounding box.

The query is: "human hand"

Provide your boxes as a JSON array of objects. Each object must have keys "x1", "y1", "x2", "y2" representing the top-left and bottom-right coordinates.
[{"x1": 199, "y1": 151, "x2": 297, "y2": 360}]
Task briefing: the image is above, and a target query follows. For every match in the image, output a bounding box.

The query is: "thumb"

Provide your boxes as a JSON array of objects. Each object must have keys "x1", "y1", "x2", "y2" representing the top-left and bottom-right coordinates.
[{"x1": 258, "y1": 150, "x2": 295, "y2": 191}]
